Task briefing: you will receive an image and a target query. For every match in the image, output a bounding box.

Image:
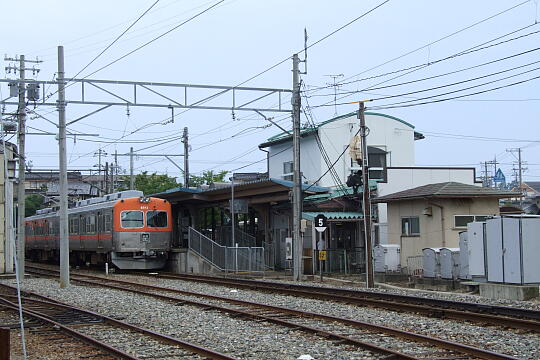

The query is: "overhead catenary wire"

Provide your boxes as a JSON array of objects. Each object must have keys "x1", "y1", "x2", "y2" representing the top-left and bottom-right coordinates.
[
  {"x1": 311, "y1": 62, "x2": 540, "y2": 109},
  {"x1": 368, "y1": 73, "x2": 540, "y2": 110},
  {"x1": 339, "y1": 0, "x2": 533, "y2": 84}
]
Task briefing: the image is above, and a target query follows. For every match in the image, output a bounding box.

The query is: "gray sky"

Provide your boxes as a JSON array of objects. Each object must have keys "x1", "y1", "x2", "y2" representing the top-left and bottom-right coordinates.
[{"x1": 1, "y1": 0, "x2": 539, "y2": 184}]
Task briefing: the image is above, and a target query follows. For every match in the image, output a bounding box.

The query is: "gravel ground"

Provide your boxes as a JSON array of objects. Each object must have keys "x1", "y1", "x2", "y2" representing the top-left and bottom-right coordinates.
[
  {"x1": 1, "y1": 278, "x2": 383, "y2": 360},
  {"x1": 114, "y1": 273, "x2": 540, "y2": 360},
  {"x1": 256, "y1": 275, "x2": 540, "y2": 311},
  {"x1": 4, "y1": 272, "x2": 539, "y2": 359},
  {"x1": 0, "y1": 306, "x2": 117, "y2": 360}
]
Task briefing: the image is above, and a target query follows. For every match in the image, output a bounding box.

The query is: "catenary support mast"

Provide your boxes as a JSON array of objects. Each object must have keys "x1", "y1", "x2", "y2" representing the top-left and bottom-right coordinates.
[
  {"x1": 292, "y1": 54, "x2": 303, "y2": 281},
  {"x1": 58, "y1": 46, "x2": 70, "y2": 288}
]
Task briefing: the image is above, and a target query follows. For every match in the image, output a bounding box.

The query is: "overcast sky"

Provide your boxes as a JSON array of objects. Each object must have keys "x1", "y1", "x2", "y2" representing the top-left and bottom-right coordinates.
[{"x1": 1, "y1": 0, "x2": 539, "y2": 184}]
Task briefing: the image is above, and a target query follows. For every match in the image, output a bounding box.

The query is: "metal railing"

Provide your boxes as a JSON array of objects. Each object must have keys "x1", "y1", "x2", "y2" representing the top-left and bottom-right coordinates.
[
  {"x1": 214, "y1": 225, "x2": 257, "y2": 247},
  {"x1": 188, "y1": 227, "x2": 265, "y2": 273},
  {"x1": 317, "y1": 248, "x2": 366, "y2": 274}
]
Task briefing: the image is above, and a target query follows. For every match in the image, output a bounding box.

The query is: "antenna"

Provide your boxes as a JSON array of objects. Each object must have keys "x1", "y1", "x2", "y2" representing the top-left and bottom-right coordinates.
[
  {"x1": 325, "y1": 74, "x2": 344, "y2": 115},
  {"x1": 301, "y1": 28, "x2": 308, "y2": 75}
]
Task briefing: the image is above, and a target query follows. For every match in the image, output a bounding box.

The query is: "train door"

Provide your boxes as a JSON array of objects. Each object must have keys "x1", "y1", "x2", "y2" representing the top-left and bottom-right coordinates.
[
  {"x1": 79, "y1": 214, "x2": 85, "y2": 250},
  {"x1": 97, "y1": 212, "x2": 103, "y2": 249}
]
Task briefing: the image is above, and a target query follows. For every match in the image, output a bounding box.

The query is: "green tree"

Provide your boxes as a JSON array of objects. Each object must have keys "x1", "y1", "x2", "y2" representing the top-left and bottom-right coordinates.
[
  {"x1": 119, "y1": 171, "x2": 179, "y2": 195},
  {"x1": 189, "y1": 170, "x2": 228, "y2": 187},
  {"x1": 25, "y1": 194, "x2": 44, "y2": 217}
]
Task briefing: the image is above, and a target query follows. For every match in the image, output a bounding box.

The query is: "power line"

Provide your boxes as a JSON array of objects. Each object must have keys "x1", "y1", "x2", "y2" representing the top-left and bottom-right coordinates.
[
  {"x1": 369, "y1": 73, "x2": 540, "y2": 110},
  {"x1": 306, "y1": 46, "x2": 540, "y2": 98},
  {"x1": 313, "y1": 62, "x2": 540, "y2": 108},
  {"x1": 72, "y1": 0, "x2": 161, "y2": 80},
  {"x1": 340, "y1": 1, "x2": 532, "y2": 84},
  {"x1": 305, "y1": 22, "x2": 540, "y2": 108}
]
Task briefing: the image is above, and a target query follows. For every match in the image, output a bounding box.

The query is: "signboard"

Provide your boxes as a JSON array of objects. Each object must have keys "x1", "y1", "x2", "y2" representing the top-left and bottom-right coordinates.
[
  {"x1": 318, "y1": 250, "x2": 327, "y2": 261},
  {"x1": 229, "y1": 199, "x2": 249, "y2": 214},
  {"x1": 285, "y1": 237, "x2": 293, "y2": 260},
  {"x1": 493, "y1": 168, "x2": 506, "y2": 183},
  {"x1": 314, "y1": 214, "x2": 327, "y2": 232}
]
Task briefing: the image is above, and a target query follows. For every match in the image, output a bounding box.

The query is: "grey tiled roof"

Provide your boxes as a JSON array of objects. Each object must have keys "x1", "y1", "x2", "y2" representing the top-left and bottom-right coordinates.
[
  {"x1": 374, "y1": 182, "x2": 519, "y2": 202},
  {"x1": 524, "y1": 181, "x2": 540, "y2": 194}
]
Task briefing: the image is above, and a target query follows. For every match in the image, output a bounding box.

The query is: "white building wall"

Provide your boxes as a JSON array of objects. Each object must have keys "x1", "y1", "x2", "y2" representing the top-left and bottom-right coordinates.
[
  {"x1": 267, "y1": 136, "x2": 321, "y2": 183},
  {"x1": 266, "y1": 112, "x2": 416, "y2": 187}
]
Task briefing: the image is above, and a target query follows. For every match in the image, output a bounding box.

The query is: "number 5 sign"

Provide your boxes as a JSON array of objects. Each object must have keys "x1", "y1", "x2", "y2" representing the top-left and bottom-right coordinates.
[{"x1": 314, "y1": 214, "x2": 327, "y2": 232}]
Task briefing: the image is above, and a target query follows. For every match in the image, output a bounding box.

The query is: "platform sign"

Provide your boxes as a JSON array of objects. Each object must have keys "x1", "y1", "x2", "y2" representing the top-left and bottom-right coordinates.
[
  {"x1": 285, "y1": 237, "x2": 293, "y2": 260},
  {"x1": 314, "y1": 214, "x2": 327, "y2": 232},
  {"x1": 318, "y1": 250, "x2": 327, "y2": 261}
]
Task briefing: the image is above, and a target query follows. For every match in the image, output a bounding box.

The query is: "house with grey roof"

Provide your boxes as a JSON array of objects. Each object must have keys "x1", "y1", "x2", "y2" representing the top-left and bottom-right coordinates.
[{"x1": 373, "y1": 182, "x2": 519, "y2": 266}]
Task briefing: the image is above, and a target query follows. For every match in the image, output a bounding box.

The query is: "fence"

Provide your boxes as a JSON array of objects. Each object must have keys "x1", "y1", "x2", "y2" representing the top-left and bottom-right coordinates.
[
  {"x1": 214, "y1": 226, "x2": 257, "y2": 247},
  {"x1": 406, "y1": 255, "x2": 423, "y2": 276},
  {"x1": 188, "y1": 227, "x2": 265, "y2": 273},
  {"x1": 317, "y1": 248, "x2": 366, "y2": 275}
]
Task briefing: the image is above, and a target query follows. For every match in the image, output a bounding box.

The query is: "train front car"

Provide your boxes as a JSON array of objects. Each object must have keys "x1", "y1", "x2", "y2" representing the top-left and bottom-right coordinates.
[{"x1": 112, "y1": 196, "x2": 172, "y2": 270}]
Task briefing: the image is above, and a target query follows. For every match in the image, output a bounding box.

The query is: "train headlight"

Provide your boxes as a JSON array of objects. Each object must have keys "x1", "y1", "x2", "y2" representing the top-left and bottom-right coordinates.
[{"x1": 139, "y1": 197, "x2": 151, "y2": 203}]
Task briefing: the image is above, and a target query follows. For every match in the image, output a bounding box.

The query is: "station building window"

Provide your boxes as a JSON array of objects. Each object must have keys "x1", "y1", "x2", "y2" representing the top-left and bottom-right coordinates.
[{"x1": 401, "y1": 216, "x2": 420, "y2": 236}]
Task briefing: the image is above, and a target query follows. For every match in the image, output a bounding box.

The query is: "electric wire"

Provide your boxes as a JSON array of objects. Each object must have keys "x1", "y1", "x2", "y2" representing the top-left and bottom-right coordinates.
[
  {"x1": 339, "y1": 0, "x2": 532, "y2": 85},
  {"x1": 311, "y1": 62, "x2": 540, "y2": 108},
  {"x1": 368, "y1": 73, "x2": 540, "y2": 110},
  {"x1": 72, "y1": 0, "x2": 161, "y2": 81}
]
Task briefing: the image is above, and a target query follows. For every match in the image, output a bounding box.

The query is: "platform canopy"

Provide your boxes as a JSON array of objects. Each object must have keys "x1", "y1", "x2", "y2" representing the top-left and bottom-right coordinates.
[{"x1": 154, "y1": 178, "x2": 328, "y2": 205}]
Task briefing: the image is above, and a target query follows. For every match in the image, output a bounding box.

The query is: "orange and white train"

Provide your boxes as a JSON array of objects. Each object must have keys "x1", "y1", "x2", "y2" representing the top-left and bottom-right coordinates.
[{"x1": 25, "y1": 190, "x2": 172, "y2": 270}]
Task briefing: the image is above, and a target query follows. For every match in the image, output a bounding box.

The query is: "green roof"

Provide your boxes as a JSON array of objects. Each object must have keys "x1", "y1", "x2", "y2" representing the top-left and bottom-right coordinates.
[
  {"x1": 302, "y1": 212, "x2": 363, "y2": 221},
  {"x1": 259, "y1": 112, "x2": 416, "y2": 148}
]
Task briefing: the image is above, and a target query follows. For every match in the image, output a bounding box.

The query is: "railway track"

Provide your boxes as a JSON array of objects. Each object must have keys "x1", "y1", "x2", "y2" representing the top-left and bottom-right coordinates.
[
  {"x1": 25, "y1": 264, "x2": 527, "y2": 360},
  {"x1": 140, "y1": 271, "x2": 540, "y2": 330},
  {"x1": 0, "y1": 282, "x2": 236, "y2": 360}
]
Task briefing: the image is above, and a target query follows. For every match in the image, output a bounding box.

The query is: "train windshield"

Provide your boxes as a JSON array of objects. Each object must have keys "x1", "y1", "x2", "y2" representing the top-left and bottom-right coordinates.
[
  {"x1": 147, "y1": 211, "x2": 168, "y2": 228},
  {"x1": 121, "y1": 211, "x2": 144, "y2": 228}
]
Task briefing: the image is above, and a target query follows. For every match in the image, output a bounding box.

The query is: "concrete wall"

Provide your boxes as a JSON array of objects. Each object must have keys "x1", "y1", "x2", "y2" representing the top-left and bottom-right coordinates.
[{"x1": 386, "y1": 197, "x2": 500, "y2": 265}]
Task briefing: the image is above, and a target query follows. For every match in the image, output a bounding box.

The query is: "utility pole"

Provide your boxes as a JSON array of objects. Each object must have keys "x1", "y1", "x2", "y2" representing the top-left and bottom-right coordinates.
[
  {"x1": 104, "y1": 162, "x2": 109, "y2": 194},
  {"x1": 129, "y1": 147, "x2": 134, "y2": 190},
  {"x1": 57, "y1": 46, "x2": 69, "y2": 288},
  {"x1": 292, "y1": 53, "x2": 303, "y2": 281},
  {"x1": 114, "y1": 150, "x2": 118, "y2": 192},
  {"x1": 5, "y1": 54, "x2": 41, "y2": 280},
  {"x1": 507, "y1": 148, "x2": 527, "y2": 208},
  {"x1": 182, "y1": 127, "x2": 189, "y2": 187},
  {"x1": 358, "y1": 102, "x2": 374, "y2": 288},
  {"x1": 94, "y1": 149, "x2": 107, "y2": 196}
]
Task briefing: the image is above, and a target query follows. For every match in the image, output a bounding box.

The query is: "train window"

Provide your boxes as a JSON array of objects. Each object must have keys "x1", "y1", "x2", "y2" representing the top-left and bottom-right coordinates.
[
  {"x1": 88, "y1": 215, "x2": 96, "y2": 233},
  {"x1": 80, "y1": 217, "x2": 87, "y2": 234},
  {"x1": 121, "y1": 211, "x2": 144, "y2": 228},
  {"x1": 147, "y1": 211, "x2": 168, "y2": 228},
  {"x1": 104, "y1": 214, "x2": 112, "y2": 232},
  {"x1": 73, "y1": 217, "x2": 79, "y2": 234}
]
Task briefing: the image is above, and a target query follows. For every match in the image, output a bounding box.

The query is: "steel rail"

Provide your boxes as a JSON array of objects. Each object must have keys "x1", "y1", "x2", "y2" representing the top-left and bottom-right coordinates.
[
  {"x1": 25, "y1": 266, "x2": 522, "y2": 360},
  {"x1": 147, "y1": 272, "x2": 540, "y2": 325},
  {"x1": 0, "y1": 283, "x2": 237, "y2": 360},
  {"x1": 0, "y1": 296, "x2": 137, "y2": 360}
]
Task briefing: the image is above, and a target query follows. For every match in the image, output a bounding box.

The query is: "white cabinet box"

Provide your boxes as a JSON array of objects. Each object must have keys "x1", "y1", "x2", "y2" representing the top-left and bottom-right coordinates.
[
  {"x1": 374, "y1": 244, "x2": 400, "y2": 273},
  {"x1": 467, "y1": 222, "x2": 486, "y2": 278},
  {"x1": 440, "y1": 248, "x2": 460, "y2": 280},
  {"x1": 485, "y1": 216, "x2": 540, "y2": 284},
  {"x1": 458, "y1": 232, "x2": 470, "y2": 280},
  {"x1": 422, "y1": 248, "x2": 442, "y2": 278}
]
